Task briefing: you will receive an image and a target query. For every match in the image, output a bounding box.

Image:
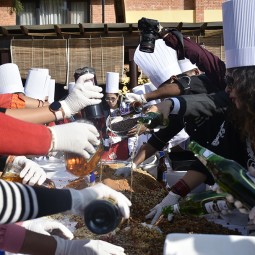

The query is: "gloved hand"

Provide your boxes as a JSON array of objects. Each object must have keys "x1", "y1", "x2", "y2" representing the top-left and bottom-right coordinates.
[
  {"x1": 60, "y1": 73, "x2": 103, "y2": 118},
  {"x1": 145, "y1": 191, "x2": 181, "y2": 225},
  {"x1": 249, "y1": 206, "x2": 255, "y2": 224},
  {"x1": 12, "y1": 156, "x2": 47, "y2": 186},
  {"x1": 125, "y1": 93, "x2": 147, "y2": 104},
  {"x1": 54, "y1": 236, "x2": 126, "y2": 255},
  {"x1": 211, "y1": 183, "x2": 249, "y2": 214},
  {"x1": 21, "y1": 217, "x2": 74, "y2": 240},
  {"x1": 114, "y1": 162, "x2": 137, "y2": 177},
  {"x1": 69, "y1": 183, "x2": 131, "y2": 219},
  {"x1": 48, "y1": 122, "x2": 100, "y2": 159}
]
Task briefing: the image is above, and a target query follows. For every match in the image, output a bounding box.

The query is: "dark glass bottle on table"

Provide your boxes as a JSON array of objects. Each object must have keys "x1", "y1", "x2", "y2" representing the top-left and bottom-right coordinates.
[
  {"x1": 162, "y1": 190, "x2": 235, "y2": 217},
  {"x1": 157, "y1": 151, "x2": 167, "y2": 188},
  {"x1": 188, "y1": 141, "x2": 255, "y2": 210},
  {"x1": 84, "y1": 198, "x2": 122, "y2": 235}
]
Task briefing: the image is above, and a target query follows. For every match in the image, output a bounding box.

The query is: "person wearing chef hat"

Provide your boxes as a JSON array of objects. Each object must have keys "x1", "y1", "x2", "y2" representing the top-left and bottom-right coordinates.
[
  {"x1": 0, "y1": 64, "x2": 53, "y2": 109},
  {"x1": 144, "y1": 0, "x2": 255, "y2": 226},
  {"x1": 125, "y1": 39, "x2": 216, "y2": 105},
  {"x1": 101, "y1": 71, "x2": 129, "y2": 161}
]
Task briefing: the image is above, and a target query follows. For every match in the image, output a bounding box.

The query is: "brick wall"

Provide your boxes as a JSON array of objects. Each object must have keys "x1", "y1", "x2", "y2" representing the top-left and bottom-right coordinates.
[
  {"x1": 195, "y1": 0, "x2": 223, "y2": 22},
  {"x1": 0, "y1": 0, "x2": 16, "y2": 25},
  {"x1": 125, "y1": 0, "x2": 195, "y2": 11},
  {"x1": 0, "y1": 0, "x2": 224, "y2": 26},
  {"x1": 91, "y1": 0, "x2": 116, "y2": 23}
]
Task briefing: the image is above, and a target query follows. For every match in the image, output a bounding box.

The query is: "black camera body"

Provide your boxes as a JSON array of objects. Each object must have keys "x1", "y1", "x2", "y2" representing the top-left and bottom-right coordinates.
[{"x1": 138, "y1": 17, "x2": 160, "y2": 53}]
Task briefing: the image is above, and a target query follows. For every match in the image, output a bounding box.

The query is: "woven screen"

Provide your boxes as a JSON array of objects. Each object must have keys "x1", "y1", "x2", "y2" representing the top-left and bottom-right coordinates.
[
  {"x1": 198, "y1": 32, "x2": 225, "y2": 62},
  {"x1": 68, "y1": 37, "x2": 124, "y2": 85},
  {"x1": 11, "y1": 39, "x2": 68, "y2": 84}
]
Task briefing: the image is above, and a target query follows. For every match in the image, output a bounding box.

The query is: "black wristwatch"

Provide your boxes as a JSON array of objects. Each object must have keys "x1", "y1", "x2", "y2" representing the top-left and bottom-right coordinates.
[{"x1": 49, "y1": 101, "x2": 64, "y2": 121}]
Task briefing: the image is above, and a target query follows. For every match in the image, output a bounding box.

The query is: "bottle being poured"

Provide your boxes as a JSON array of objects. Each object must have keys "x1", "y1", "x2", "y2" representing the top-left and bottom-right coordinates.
[
  {"x1": 119, "y1": 94, "x2": 143, "y2": 116},
  {"x1": 137, "y1": 112, "x2": 169, "y2": 129}
]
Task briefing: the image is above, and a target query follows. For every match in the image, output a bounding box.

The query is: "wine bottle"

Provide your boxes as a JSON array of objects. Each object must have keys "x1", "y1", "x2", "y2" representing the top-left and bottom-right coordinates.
[
  {"x1": 162, "y1": 190, "x2": 234, "y2": 217},
  {"x1": 84, "y1": 198, "x2": 122, "y2": 235},
  {"x1": 65, "y1": 142, "x2": 103, "y2": 177},
  {"x1": 137, "y1": 112, "x2": 169, "y2": 129},
  {"x1": 188, "y1": 141, "x2": 255, "y2": 210}
]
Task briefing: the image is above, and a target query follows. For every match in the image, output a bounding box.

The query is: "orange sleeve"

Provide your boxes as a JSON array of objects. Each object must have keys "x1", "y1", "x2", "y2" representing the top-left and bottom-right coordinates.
[
  {"x1": 0, "y1": 113, "x2": 51, "y2": 155},
  {"x1": 0, "y1": 94, "x2": 25, "y2": 109}
]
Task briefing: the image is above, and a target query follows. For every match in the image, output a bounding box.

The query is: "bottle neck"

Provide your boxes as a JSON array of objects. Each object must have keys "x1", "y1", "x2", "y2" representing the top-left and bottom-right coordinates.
[{"x1": 188, "y1": 141, "x2": 224, "y2": 166}]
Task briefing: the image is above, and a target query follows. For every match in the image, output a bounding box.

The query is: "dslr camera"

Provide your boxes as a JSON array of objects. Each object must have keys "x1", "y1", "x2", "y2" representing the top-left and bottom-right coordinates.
[{"x1": 138, "y1": 17, "x2": 160, "y2": 53}]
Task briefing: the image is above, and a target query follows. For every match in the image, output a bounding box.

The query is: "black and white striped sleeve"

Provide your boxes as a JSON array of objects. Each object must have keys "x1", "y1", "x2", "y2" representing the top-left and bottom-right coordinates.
[{"x1": 0, "y1": 180, "x2": 72, "y2": 224}]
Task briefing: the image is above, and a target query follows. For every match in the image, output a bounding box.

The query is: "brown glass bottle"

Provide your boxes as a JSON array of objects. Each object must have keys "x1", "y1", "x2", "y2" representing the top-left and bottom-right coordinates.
[
  {"x1": 157, "y1": 151, "x2": 167, "y2": 187},
  {"x1": 1, "y1": 169, "x2": 55, "y2": 188},
  {"x1": 65, "y1": 143, "x2": 103, "y2": 177}
]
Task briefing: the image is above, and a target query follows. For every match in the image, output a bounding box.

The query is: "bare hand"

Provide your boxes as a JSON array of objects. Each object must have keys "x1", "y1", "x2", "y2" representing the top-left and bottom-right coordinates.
[{"x1": 127, "y1": 124, "x2": 147, "y2": 137}]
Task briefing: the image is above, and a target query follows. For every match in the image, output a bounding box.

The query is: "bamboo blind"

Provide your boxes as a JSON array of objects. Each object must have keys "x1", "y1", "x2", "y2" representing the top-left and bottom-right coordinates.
[
  {"x1": 68, "y1": 37, "x2": 124, "y2": 85},
  {"x1": 11, "y1": 39, "x2": 68, "y2": 84},
  {"x1": 198, "y1": 31, "x2": 225, "y2": 62}
]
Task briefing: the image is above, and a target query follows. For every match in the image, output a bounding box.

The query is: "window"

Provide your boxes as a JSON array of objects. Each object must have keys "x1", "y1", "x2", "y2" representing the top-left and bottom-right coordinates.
[{"x1": 17, "y1": 0, "x2": 89, "y2": 25}]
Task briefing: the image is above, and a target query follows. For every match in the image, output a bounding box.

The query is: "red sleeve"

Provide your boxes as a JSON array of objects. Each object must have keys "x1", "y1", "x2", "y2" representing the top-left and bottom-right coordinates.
[
  {"x1": 163, "y1": 34, "x2": 226, "y2": 90},
  {"x1": 0, "y1": 113, "x2": 51, "y2": 155}
]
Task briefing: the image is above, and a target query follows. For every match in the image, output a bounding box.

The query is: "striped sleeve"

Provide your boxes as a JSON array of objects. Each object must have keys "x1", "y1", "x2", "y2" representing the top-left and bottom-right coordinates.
[{"x1": 0, "y1": 180, "x2": 72, "y2": 224}]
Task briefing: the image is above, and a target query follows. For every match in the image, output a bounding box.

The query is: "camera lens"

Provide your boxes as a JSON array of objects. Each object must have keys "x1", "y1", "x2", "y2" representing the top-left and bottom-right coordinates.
[{"x1": 139, "y1": 33, "x2": 157, "y2": 53}]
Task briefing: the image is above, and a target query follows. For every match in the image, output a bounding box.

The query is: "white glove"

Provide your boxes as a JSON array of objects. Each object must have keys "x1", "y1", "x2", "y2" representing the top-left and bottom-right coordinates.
[
  {"x1": 114, "y1": 162, "x2": 137, "y2": 177},
  {"x1": 249, "y1": 206, "x2": 255, "y2": 224},
  {"x1": 48, "y1": 122, "x2": 100, "y2": 159},
  {"x1": 12, "y1": 156, "x2": 47, "y2": 186},
  {"x1": 60, "y1": 74, "x2": 103, "y2": 118},
  {"x1": 211, "y1": 183, "x2": 249, "y2": 214},
  {"x1": 69, "y1": 183, "x2": 131, "y2": 219},
  {"x1": 145, "y1": 191, "x2": 181, "y2": 225},
  {"x1": 54, "y1": 236, "x2": 126, "y2": 255},
  {"x1": 21, "y1": 217, "x2": 74, "y2": 240},
  {"x1": 125, "y1": 93, "x2": 147, "y2": 104}
]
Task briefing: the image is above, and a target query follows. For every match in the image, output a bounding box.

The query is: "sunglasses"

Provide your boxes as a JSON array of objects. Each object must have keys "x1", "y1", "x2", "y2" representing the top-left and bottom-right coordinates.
[
  {"x1": 224, "y1": 75, "x2": 234, "y2": 89},
  {"x1": 105, "y1": 97, "x2": 117, "y2": 102}
]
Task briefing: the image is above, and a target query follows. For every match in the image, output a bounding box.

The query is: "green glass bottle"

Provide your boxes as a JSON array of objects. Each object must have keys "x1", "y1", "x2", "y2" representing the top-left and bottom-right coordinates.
[
  {"x1": 137, "y1": 112, "x2": 169, "y2": 129},
  {"x1": 188, "y1": 141, "x2": 255, "y2": 210},
  {"x1": 162, "y1": 190, "x2": 234, "y2": 217}
]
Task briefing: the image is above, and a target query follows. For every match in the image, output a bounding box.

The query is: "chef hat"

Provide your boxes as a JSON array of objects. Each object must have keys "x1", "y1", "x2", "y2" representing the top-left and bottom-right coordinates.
[
  {"x1": 223, "y1": 0, "x2": 255, "y2": 68},
  {"x1": 0, "y1": 63, "x2": 24, "y2": 94},
  {"x1": 132, "y1": 83, "x2": 161, "y2": 106},
  {"x1": 134, "y1": 39, "x2": 182, "y2": 88},
  {"x1": 178, "y1": 58, "x2": 198, "y2": 73},
  {"x1": 25, "y1": 68, "x2": 51, "y2": 100},
  {"x1": 106, "y1": 72, "x2": 119, "y2": 93}
]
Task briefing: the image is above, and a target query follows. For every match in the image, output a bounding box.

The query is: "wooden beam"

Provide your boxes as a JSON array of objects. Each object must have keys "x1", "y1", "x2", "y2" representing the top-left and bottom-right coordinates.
[
  {"x1": 0, "y1": 27, "x2": 9, "y2": 36},
  {"x1": 20, "y1": 26, "x2": 29, "y2": 36},
  {"x1": 54, "y1": 25, "x2": 62, "y2": 36}
]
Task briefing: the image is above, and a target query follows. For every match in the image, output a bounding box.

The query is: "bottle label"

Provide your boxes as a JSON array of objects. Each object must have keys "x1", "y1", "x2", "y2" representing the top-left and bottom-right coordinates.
[
  {"x1": 196, "y1": 149, "x2": 214, "y2": 166},
  {"x1": 104, "y1": 138, "x2": 109, "y2": 147},
  {"x1": 204, "y1": 199, "x2": 228, "y2": 213}
]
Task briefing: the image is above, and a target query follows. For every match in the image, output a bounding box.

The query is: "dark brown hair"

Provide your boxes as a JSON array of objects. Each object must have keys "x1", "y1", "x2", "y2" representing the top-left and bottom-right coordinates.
[{"x1": 228, "y1": 66, "x2": 255, "y2": 145}]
